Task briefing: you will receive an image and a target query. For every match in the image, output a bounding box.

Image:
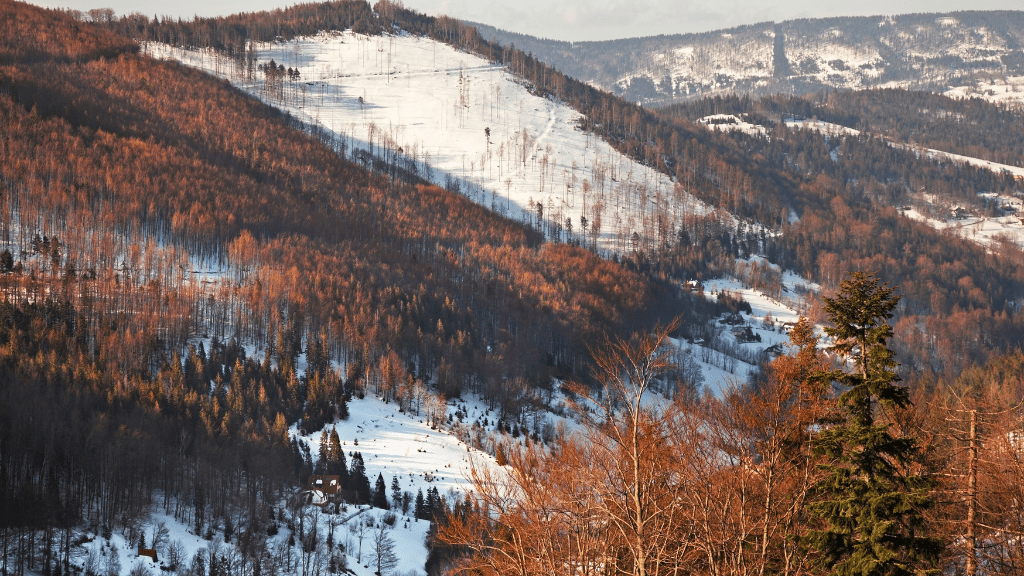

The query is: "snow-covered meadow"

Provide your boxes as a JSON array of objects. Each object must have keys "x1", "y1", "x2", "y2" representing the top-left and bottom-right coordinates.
[
  {"x1": 944, "y1": 75, "x2": 1024, "y2": 109},
  {"x1": 73, "y1": 497, "x2": 433, "y2": 576},
  {"x1": 291, "y1": 392, "x2": 509, "y2": 499}
]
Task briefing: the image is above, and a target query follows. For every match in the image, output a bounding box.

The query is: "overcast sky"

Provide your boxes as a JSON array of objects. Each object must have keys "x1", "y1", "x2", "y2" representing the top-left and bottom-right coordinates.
[{"x1": 30, "y1": 0, "x2": 1024, "y2": 41}]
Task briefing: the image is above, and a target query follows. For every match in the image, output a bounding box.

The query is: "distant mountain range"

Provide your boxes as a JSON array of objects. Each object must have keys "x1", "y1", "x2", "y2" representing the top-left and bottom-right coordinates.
[{"x1": 468, "y1": 11, "x2": 1024, "y2": 104}]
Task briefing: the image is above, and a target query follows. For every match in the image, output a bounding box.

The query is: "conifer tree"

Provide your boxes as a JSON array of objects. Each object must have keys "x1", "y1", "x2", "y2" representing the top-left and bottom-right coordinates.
[
  {"x1": 316, "y1": 429, "x2": 329, "y2": 474},
  {"x1": 350, "y1": 452, "x2": 371, "y2": 504},
  {"x1": 336, "y1": 381, "x2": 350, "y2": 420},
  {"x1": 804, "y1": 272, "x2": 941, "y2": 576},
  {"x1": 327, "y1": 426, "x2": 345, "y2": 477},
  {"x1": 390, "y1": 476, "x2": 402, "y2": 510},
  {"x1": 373, "y1": 473, "x2": 389, "y2": 509},
  {"x1": 426, "y1": 487, "x2": 440, "y2": 520}
]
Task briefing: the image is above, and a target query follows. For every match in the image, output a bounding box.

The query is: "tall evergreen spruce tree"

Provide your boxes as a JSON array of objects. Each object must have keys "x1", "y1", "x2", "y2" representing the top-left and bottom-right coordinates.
[
  {"x1": 350, "y1": 452, "x2": 372, "y2": 505},
  {"x1": 415, "y1": 489, "x2": 425, "y2": 520},
  {"x1": 327, "y1": 426, "x2": 346, "y2": 480},
  {"x1": 373, "y1": 473, "x2": 389, "y2": 509},
  {"x1": 805, "y1": 272, "x2": 941, "y2": 576},
  {"x1": 316, "y1": 429, "x2": 329, "y2": 474}
]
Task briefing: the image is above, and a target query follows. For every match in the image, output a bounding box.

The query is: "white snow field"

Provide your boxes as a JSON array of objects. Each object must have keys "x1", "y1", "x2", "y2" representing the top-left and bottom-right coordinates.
[
  {"x1": 902, "y1": 198, "x2": 1024, "y2": 250},
  {"x1": 292, "y1": 392, "x2": 508, "y2": 500},
  {"x1": 74, "y1": 498, "x2": 433, "y2": 576},
  {"x1": 147, "y1": 31, "x2": 709, "y2": 254},
  {"x1": 696, "y1": 114, "x2": 768, "y2": 137},
  {"x1": 945, "y1": 75, "x2": 1024, "y2": 109}
]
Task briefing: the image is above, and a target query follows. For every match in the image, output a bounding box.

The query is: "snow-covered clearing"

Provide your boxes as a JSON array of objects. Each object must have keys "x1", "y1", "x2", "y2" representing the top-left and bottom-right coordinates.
[
  {"x1": 707, "y1": 263, "x2": 817, "y2": 327},
  {"x1": 147, "y1": 31, "x2": 710, "y2": 253},
  {"x1": 74, "y1": 499, "x2": 433, "y2": 576},
  {"x1": 945, "y1": 75, "x2": 1024, "y2": 109},
  {"x1": 902, "y1": 199, "x2": 1024, "y2": 249},
  {"x1": 696, "y1": 114, "x2": 768, "y2": 137},
  {"x1": 686, "y1": 261, "x2": 819, "y2": 394},
  {"x1": 292, "y1": 392, "x2": 505, "y2": 499},
  {"x1": 784, "y1": 117, "x2": 860, "y2": 137}
]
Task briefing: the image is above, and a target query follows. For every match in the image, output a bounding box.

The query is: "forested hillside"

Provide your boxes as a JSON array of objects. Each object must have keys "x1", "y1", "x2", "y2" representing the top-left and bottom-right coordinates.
[
  {"x1": 664, "y1": 89, "x2": 1024, "y2": 168},
  {"x1": 7, "y1": 1, "x2": 1024, "y2": 575},
  {"x1": 655, "y1": 90, "x2": 1024, "y2": 374},
  {"x1": 84, "y1": 0, "x2": 1024, "y2": 385},
  {"x1": 0, "y1": 2, "x2": 692, "y2": 573}
]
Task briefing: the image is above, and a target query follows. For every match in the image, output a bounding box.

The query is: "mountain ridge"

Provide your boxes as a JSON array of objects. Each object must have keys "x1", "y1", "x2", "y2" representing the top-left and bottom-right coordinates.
[{"x1": 467, "y1": 10, "x2": 1024, "y2": 104}]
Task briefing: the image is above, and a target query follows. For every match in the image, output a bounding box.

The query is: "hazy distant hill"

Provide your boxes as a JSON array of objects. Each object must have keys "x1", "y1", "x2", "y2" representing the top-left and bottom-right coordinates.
[{"x1": 469, "y1": 11, "x2": 1024, "y2": 104}]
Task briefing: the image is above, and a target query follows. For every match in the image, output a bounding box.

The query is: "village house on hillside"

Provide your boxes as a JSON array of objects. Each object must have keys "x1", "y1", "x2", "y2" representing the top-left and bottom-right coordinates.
[{"x1": 302, "y1": 474, "x2": 343, "y2": 506}]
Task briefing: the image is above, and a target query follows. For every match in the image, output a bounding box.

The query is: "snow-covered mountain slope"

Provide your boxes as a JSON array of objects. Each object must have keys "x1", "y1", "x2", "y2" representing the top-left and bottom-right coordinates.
[
  {"x1": 149, "y1": 30, "x2": 830, "y2": 391},
  {"x1": 147, "y1": 32, "x2": 709, "y2": 254},
  {"x1": 470, "y1": 11, "x2": 1024, "y2": 105}
]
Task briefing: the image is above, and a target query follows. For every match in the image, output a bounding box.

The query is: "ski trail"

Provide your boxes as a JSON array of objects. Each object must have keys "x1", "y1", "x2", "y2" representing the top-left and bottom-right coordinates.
[
  {"x1": 531, "y1": 103, "x2": 557, "y2": 160},
  {"x1": 330, "y1": 64, "x2": 503, "y2": 80}
]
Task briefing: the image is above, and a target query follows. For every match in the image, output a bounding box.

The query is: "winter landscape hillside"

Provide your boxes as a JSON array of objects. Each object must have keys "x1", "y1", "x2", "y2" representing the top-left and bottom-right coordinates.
[
  {"x1": 149, "y1": 29, "x2": 843, "y2": 392},
  {"x1": 7, "y1": 1, "x2": 1024, "y2": 576}
]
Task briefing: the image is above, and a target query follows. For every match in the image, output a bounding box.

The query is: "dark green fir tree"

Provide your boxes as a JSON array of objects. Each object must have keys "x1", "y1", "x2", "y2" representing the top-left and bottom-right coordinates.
[
  {"x1": 350, "y1": 452, "x2": 371, "y2": 505},
  {"x1": 373, "y1": 473, "x2": 389, "y2": 509},
  {"x1": 805, "y1": 272, "x2": 942, "y2": 576}
]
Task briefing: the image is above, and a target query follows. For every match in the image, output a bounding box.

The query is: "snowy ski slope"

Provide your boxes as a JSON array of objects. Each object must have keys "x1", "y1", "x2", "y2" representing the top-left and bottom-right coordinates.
[{"x1": 147, "y1": 31, "x2": 710, "y2": 254}]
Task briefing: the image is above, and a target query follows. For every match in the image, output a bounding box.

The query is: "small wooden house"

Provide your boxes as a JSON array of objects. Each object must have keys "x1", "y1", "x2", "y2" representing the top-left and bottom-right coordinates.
[
  {"x1": 303, "y1": 474, "x2": 344, "y2": 506},
  {"x1": 138, "y1": 549, "x2": 158, "y2": 563},
  {"x1": 307, "y1": 474, "x2": 342, "y2": 494}
]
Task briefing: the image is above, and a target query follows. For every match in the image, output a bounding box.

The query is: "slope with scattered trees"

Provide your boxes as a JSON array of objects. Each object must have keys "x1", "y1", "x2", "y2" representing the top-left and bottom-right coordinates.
[{"x1": 0, "y1": 3, "x2": 691, "y2": 574}]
